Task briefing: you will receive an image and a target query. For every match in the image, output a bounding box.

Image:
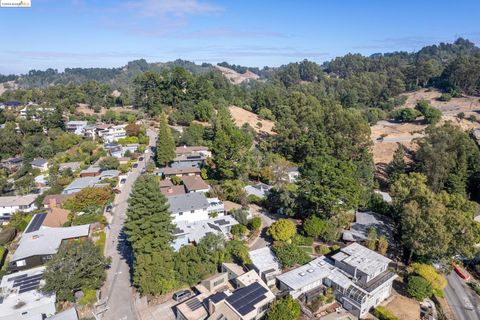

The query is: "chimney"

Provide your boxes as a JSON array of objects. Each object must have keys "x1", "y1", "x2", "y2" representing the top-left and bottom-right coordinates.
[
  {"x1": 168, "y1": 187, "x2": 173, "y2": 194},
  {"x1": 49, "y1": 197, "x2": 57, "y2": 208}
]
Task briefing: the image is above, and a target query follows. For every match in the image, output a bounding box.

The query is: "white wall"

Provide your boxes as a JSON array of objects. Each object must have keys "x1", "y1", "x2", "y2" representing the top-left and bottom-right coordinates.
[{"x1": 172, "y1": 208, "x2": 210, "y2": 223}]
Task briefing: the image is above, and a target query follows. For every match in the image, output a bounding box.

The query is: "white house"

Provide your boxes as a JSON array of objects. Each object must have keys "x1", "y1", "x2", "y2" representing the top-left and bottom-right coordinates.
[
  {"x1": 244, "y1": 183, "x2": 272, "y2": 198},
  {"x1": 248, "y1": 247, "x2": 282, "y2": 287},
  {"x1": 98, "y1": 124, "x2": 127, "y2": 143},
  {"x1": 167, "y1": 193, "x2": 224, "y2": 224},
  {"x1": 276, "y1": 243, "x2": 397, "y2": 318},
  {"x1": 66, "y1": 121, "x2": 88, "y2": 135},
  {"x1": 0, "y1": 266, "x2": 56, "y2": 320},
  {"x1": 30, "y1": 158, "x2": 48, "y2": 171},
  {"x1": 0, "y1": 194, "x2": 38, "y2": 221}
]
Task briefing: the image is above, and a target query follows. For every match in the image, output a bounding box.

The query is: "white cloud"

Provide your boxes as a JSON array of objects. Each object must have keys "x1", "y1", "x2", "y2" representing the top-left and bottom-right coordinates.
[{"x1": 125, "y1": 0, "x2": 222, "y2": 17}]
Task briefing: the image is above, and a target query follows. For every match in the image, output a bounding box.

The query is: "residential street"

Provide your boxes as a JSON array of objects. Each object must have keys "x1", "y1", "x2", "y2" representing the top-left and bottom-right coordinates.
[
  {"x1": 100, "y1": 128, "x2": 157, "y2": 320},
  {"x1": 249, "y1": 204, "x2": 275, "y2": 250},
  {"x1": 444, "y1": 272, "x2": 480, "y2": 320}
]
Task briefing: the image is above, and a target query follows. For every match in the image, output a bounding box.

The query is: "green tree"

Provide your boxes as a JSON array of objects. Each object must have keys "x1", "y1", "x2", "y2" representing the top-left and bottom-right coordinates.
[
  {"x1": 388, "y1": 143, "x2": 407, "y2": 182},
  {"x1": 231, "y1": 224, "x2": 248, "y2": 239},
  {"x1": 409, "y1": 263, "x2": 447, "y2": 291},
  {"x1": 377, "y1": 234, "x2": 389, "y2": 255},
  {"x1": 134, "y1": 250, "x2": 177, "y2": 295},
  {"x1": 156, "y1": 114, "x2": 175, "y2": 166},
  {"x1": 303, "y1": 215, "x2": 326, "y2": 238},
  {"x1": 365, "y1": 228, "x2": 377, "y2": 250},
  {"x1": 267, "y1": 295, "x2": 301, "y2": 320},
  {"x1": 406, "y1": 276, "x2": 433, "y2": 301},
  {"x1": 268, "y1": 219, "x2": 296, "y2": 241},
  {"x1": 273, "y1": 242, "x2": 311, "y2": 268},
  {"x1": 134, "y1": 71, "x2": 163, "y2": 115},
  {"x1": 249, "y1": 217, "x2": 262, "y2": 231},
  {"x1": 99, "y1": 156, "x2": 120, "y2": 170},
  {"x1": 43, "y1": 240, "x2": 109, "y2": 302},
  {"x1": 193, "y1": 100, "x2": 214, "y2": 121}
]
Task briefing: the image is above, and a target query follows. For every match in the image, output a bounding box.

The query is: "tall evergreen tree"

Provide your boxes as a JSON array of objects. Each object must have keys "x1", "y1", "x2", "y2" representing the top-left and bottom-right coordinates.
[
  {"x1": 388, "y1": 143, "x2": 406, "y2": 183},
  {"x1": 125, "y1": 175, "x2": 174, "y2": 255},
  {"x1": 156, "y1": 114, "x2": 175, "y2": 167}
]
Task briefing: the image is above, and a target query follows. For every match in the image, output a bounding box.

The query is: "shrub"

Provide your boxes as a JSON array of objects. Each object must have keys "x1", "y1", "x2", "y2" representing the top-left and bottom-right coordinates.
[
  {"x1": 315, "y1": 244, "x2": 331, "y2": 255},
  {"x1": 249, "y1": 217, "x2": 262, "y2": 231},
  {"x1": 79, "y1": 288, "x2": 97, "y2": 305},
  {"x1": 170, "y1": 176, "x2": 181, "y2": 185},
  {"x1": 267, "y1": 295, "x2": 301, "y2": 320},
  {"x1": 0, "y1": 228, "x2": 16, "y2": 245},
  {"x1": 292, "y1": 234, "x2": 313, "y2": 246},
  {"x1": 469, "y1": 282, "x2": 480, "y2": 296},
  {"x1": 231, "y1": 224, "x2": 248, "y2": 239},
  {"x1": 268, "y1": 219, "x2": 296, "y2": 241},
  {"x1": 409, "y1": 263, "x2": 447, "y2": 290},
  {"x1": 372, "y1": 306, "x2": 398, "y2": 320},
  {"x1": 0, "y1": 246, "x2": 7, "y2": 269},
  {"x1": 247, "y1": 194, "x2": 262, "y2": 204},
  {"x1": 273, "y1": 242, "x2": 311, "y2": 268},
  {"x1": 457, "y1": 112, "x2": 465, "y2": 119},
  {"x1": 438, "y1": 93, "x2": 452, "y2": 102},
  {"x1": 406, "y1": 276, "x2": 433, "y2": 301},
  {"x1": 232, "y1": 209, "x2": 249, "y2": 226}
]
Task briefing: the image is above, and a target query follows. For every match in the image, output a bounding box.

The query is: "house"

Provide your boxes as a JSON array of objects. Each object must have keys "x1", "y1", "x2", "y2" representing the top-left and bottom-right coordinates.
[
  {"x1": 276, "y1": 243, "x2": 397, "y2": 318},
  {"x1": 167, "y1": 193, "x2": 212, "y2": 223},
  {"x1": 175, "y1": 145, "x2": 211, "y2": 158},
  {"x1": 35, "y1": 174, "x2": 48, "y2": 188},
  {"x1": 374, "y1": 190, "x2": 393, "y2": 204},
  {"x1": 98, "y1": 124, "x2": 127, "y2": 143},
  {"x1": 0, "y1": 266, "x2": 56, "y2": 320},
  {"x1": 158, "y1": 167, "x2": 201, "y2": 178},
  {"x1": 3, "y1": 100, "x2": 23, "y2": 110},
  {"x1": 235, "y1": 270, "x2": 263, "y2": 288},
  {"x1": 108, "y1": 144, "x2": 139, "y2": 158},
  {"x1": 79, "y1": 165, "x2": 102, "y2": 177},
  {"x1": 176, "y1": 276, "x2": 274, "y2": 320},
  {"x1": 62, "y1": 170, "x2": 120, "y2": 195},
  {"x1": 58, "y1": 162, "x2": 81, "y2": 172},
  {"x1": 200, "y1": 273, "x2": 229, "y2": 293},
  {"x1": 171, "y1": 153, "x2": 207, "y2": 169},
  {"x1": 207, "y1": 281, "x2": 275, "y2": 320},
  {"x1": 243, "y1": 183, "x2": 272, "y2": 199},
  {"x1": 30, "y1": 158, "x2": 48, "y2": 171},
  {"x1": 83, "y1": 124, "x2": 97, "y2": 140},
  {"x1": 207, "y1": 198, "x2": 226, "y2": 216},
  {"x1": 286, "y1": 167, "x2": 300, "y2": 183},
  {"x1": 66, "y1": 121, "x2": 87, "y2": 135},
  {"x1": 172, "y1": 215, "x2": 238, "y2": 251},
  {"x1": 248, "y1": 247, "x2": 281, "y2": 287},
  {"x1": 46, "y1": 308, "x2": 79, "y2": 320},
  {"x1": 181, "y1": 176, "x2": 210, "y2": 193},
  {"x1": 221, "y1": 263, "x2": 246, "y2": 282},
  {"x1": 8, "y1": 214, "x2": 90, "y2": 272},
  {"x1": 161, "y1": 185, "x2": 186, "y2": 197},
  {"x1": 0, "y1": 157, "x2": 23, "y2": 171},
  {"x1": 342, "y1": 211, "x2": 394, "y2": 243},
  {"x1": 42, "y1": 194, "x2": 73, "y2": 209},
  {"x1": 0, "y1": 194, "x2": 38, "y2": 222}
]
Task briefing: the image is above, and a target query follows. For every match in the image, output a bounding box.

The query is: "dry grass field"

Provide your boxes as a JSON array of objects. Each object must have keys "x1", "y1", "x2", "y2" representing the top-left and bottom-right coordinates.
[{"x1": 229, "y1": 105, "x2": 275, "y2": 135}]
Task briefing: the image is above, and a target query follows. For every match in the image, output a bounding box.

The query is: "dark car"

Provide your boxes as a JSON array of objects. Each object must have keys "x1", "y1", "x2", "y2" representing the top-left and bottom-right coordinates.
[
  {"x1": 105, "y1": 204, "x2": 113, "y2": 213},
  {"x1": 173, "y1": 290, "x2": 192, "y2": 302},
  {"x1": 133, "y1": 163, "x2": 138, "y2": 168},
  {"x1": 139, "y1": 157, "x2": 144, "y2": 161},
  {"x1": 113, "y1": 189, "x2": 121, "y2": 194}
]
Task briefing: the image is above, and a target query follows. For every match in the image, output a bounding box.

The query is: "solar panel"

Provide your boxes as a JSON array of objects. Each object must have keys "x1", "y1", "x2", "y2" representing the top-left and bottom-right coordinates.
[
  {"x1": 25, "y1": 213, "x2": 47, "y2": 233},
  {"x1": 7, "y1": 274, "x2": 27, "y2": 282},
  {"x1": 18, "y1": 284, "x2": 39, "y2": 294},
  {"x1": 226, "y1": 282, "x2": 268, "y2": 316},
  {"x1": 186, "y1": 298, "x2": 203, "y2": 311},
  {"x1": 214, "y1": 219, "x2": 229, "y2": 226},
  {"x1": 13, "y1": 274, "x2": 43, "y2": 287}
]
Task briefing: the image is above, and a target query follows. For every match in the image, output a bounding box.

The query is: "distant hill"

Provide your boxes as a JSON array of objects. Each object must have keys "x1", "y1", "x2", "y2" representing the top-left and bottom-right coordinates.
[{"x1": 214, "y1": 65, "x2": 260, "y2": 84}]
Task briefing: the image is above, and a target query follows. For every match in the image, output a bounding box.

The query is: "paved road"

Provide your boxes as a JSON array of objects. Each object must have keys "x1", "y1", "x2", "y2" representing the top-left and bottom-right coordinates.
[
  {"x1": 444, "y1": 272, "x2": 480, "y2": 320},
  {"x1": 100, "y1": 128, "x2": 157, "y2": 320},
  {"x1": 249, "y1": 204, "x2": 275, "y2": 250}
]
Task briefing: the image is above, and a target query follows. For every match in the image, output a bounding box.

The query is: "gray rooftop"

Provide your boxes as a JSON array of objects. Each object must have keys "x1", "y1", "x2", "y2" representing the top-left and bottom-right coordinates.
[
  {"x1": 332, "y1": 242, "x2": 392, "y2": 277},
  {"x1": 248, "y1": 247, "x2": 281, "y2": 273},
  {"x1": 80, "y1": 165, "x2": 101, "y2": 174},
  {"x1": 343, "y1": 211, "x2": 394, "y2": 243},
  {"x1": 11, "y1": 224, "x2": 90, "y2": 261},
  {"x1": 173, "y1": 215, "x2": 239, "y2": 243},
  {"x1": 62, "y1": 177, "x2": 100, "y2": 193},
  {"x1": 47, "y1": 308, "x2": 79, "y2": 320},
  {"x1": 0, "y1": 194, "x2": 37, "y2": 207},
  {"x1": 167, "y1": 192, "x2": 209, "y2": 214},
  {"x1": 30, "y1": 158, "x2": 48, "y2": 167},
  {"x1": 58, "y1": 162, "x2": 81, "y2": 171}
]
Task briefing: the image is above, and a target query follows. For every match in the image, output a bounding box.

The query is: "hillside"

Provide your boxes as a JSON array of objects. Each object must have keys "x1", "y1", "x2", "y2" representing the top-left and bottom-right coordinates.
[
  {"x1": 229, "y1": 106, "x2": 274, "y2": 134},
  {"x1": 215, "y1": 65, "x2": 260, "y2": 84}
]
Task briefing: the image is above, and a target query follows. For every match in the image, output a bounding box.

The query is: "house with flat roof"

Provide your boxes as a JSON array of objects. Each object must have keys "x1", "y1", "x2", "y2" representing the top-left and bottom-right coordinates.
[
  {"x1": 221, "y1": 263, "x2": 245, "y2": 282},
  {"x1": 0, "y1": 194, "x2": 38, "y2": 222},
  {"x1": 158, "y1": 167, "x2": 201, "y2": 178},
  {"x1": 248, "y1": 247, "x2": 281, "y2": 287},
  {"x1": 66, "y1": 121, "x2": 87, "y2": 136},
  {"x1": 276, "y1": 243, "x2": 397, "y2": 318},
  {"x1": 98, "y1": 124, "x2": 127, "y2": 143},
  {"x1": 58, "y1": 162, "x2": 81, "y2": 172},
  {"x1": 0, "y1": 266, "x2": 56, "y2": 320},
  {"x1": 62, "y1": 170, "x2": 120, "y2": 195},
  {"x1": 172, "y1": 215, "x2": 238, "y2": 251},
  {"x1": 175, "y1": 145, "x2": 211, "y2": 158},
  {"x1": 181, "y1": 176, "x2": 210, "y2": 193},
  {"x1": 171, "y1": 153, "x2": 207, "y2": 169},
  {"x1": 30, "y1": 158, "x2": 48, "y2": 171},
  {"x1": 243, "y1": 183, "x2": 272, "y2": 199},
  {"x1": 8, "y1": 215, "x2": 90, "y2": 272},
  {"x1": 46, "y1": 308, "x2": 78, "y2": 320}
]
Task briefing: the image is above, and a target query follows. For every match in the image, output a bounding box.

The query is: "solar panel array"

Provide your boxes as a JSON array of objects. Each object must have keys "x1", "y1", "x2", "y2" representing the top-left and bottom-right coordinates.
[
  {"x1": 12, "y1": 273, "x2": 43, "y2": 294},
  {"x1": 214, "y1": 219, "x2": 229, "y2": 226},
  {"x1": 186, "y1": 297, "x2": 203, "y2": 311},
  {"x1": 226, "y1": 282, "x2": 268, "y2": 316},
  {"x1": 25, "y1": 213, "x2": 47, "y2": 233}
]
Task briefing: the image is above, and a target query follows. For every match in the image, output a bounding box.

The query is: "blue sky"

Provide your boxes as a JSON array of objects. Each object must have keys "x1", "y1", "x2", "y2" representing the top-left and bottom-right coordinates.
[{"x1": 1, "y1": 0, "x2": 479, "y2": 74}]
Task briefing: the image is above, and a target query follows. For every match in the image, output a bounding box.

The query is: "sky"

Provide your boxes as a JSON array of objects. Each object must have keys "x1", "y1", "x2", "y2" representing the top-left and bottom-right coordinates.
[{"x1": 0, "y1": 0, "x2": 479, "y2": 74}]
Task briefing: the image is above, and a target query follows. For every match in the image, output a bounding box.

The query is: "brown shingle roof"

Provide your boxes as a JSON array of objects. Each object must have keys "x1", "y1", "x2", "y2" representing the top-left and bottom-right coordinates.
[
  {"x1": 42, "y1": 207, "x2": 70, "y2": 227},
  {"x1": 181, "y1": 176, "x2": 210, "y2": 192},
  {"x1": 42, "y1": 194, "x2": 73, "y2": 207},
  {"x1": 159, "y1": 179, "x2": 174, "y2": 188},
  {"x1": 161, "y1": 167, "x2": 201, "y2": 175},
  {"x1": 160, "y1": 185, "x2": 186, "y2": 196}
]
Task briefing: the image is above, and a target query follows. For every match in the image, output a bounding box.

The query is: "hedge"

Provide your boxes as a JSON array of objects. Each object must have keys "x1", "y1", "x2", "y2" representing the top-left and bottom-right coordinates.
[{"x1": 372, "y1": 306, "x2": 398, "y2": 320}]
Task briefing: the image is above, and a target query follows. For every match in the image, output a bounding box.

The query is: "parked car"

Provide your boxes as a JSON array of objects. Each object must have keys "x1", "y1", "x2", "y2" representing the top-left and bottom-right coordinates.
[
  {"x1": 105, "y1": 204, "x2": 113, "y2": 213},
  {"x1": 173, "y1": 290, "x2": 192, "y2": 302},
  {"x1": 113, "y1": 189, "x2": 121, "y2": 194},
  {"x1": 139, "y1": 157, "x2": 144, "y2": 161},
  {"x1": 141, "y1": 168, "x2": 146, "y2": 174},
  {"x1": 133, "y1": 163, "x2": 138, "y2": 168},
  {"x1": 120, "y1": 178, "x2": 127, "y2": 184}
]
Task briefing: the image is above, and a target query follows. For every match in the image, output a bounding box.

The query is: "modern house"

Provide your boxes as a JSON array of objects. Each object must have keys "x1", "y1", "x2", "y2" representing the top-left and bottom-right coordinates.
[
  {"x1": 8, "y1": 214, "x2": 90, "y2": 272},
  {"x1": 46, "y1": 308, "x2": 79, "y2": 320},
  {"x1": 158, "y1": 167, "x2": 201, "y2": 179},
  {"x1": 0, "y1": 194, "x2": 38, "y2": 222},
  {"x1": 66, "y1": 121, "x2": 88, "y2": 136},
  {"x1": 243, "y1": 183, "x2": 272, "y2": 199},
  {"x1": 222, "y1": 262, "x2": 246, "y2": 282},
  {"x1": 172, "y1": 215, "x2": 238, "y2": 251},
  {"x1": 79, "y1": 165, "x2": 102, "y2": 177},
  {"x1": 167, "y1": 193, "x2": 219, "y2": 223},
  {"x1": 342, "y1": 211, "x2": 394, "y2": 243},
  {"x1": 63, "y1": 169, "x2": 120, "y2": 195},
  {"x1": 181, "y1": 176, "x2": 210, "y2": 193},
  {"x1": 276, "y1": 243, "x2": 397, "y2": 318},
  {"x1": 0, "y1": 266, "x2": 56, "y2": 320},
  {"x1": 30, "y1": 158, "x2": 48, "y2": 171},
  {"x1": 175, "y1": 146, "x2": 211, "y2": 158},
  {"x1": 98, "y1": 124, "x2": 127, "y2": 143},
  {"x1": 108, "y1": 143, "x2": 139, "y2": 158},
  {"x1": 248, "y1": 247, "x2": 282, "y2": 287}
]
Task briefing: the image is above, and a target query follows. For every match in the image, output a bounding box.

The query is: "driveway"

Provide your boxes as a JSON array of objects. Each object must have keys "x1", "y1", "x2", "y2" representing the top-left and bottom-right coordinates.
[
  {"x1": 249, "y1": 204, "x2": 275, "y2": 250},
  {"x1": 444, "y1": 272, "x2": 480, "y2": 320},
  {"x1": 99, "y1": 128, "x2": 157, "y2": 320}
]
